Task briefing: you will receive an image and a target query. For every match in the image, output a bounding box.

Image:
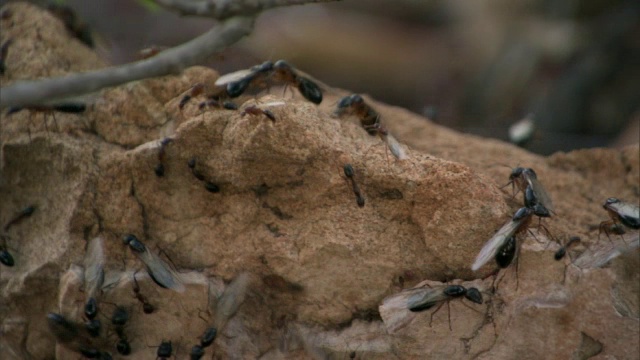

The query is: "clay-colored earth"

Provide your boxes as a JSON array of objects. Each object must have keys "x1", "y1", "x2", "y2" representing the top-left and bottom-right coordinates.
[{"x1": 1, "y1": 3, "x2": 638, "y2": 360}]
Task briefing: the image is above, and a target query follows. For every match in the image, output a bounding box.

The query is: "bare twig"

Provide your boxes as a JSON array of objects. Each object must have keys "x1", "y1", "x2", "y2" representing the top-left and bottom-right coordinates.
[
  {"x1": 152, "y1": 0, "x2": 338, "y2": 18},
  {"x1": 0, "y1": 16, "x2": 253, "y2": 108}
]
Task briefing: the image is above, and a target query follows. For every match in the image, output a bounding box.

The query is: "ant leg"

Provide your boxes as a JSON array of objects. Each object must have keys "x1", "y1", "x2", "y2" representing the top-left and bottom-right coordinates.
[
  {"x1": 51, "y1": 112, "x2": 60, "y2": 132},
  {"x1": 42, "y1": 113, "x2": 51, "y2": 136},
  {"x1": 447, "y1": 300, "x2": 452, "y2": 331},
  {"x1": 598, "y1": 220, "x2": 615, "y2": 244},
  {"x1": 514, "y1": 247, "x2": 520, "y2": 291},
  {"x1": 379, "y1": 134, "x2": 390, "y2": 166},
  {"x1": 484, "y1": 268, "x2": 500, "y2": 293},
  {"x1": 428, "y1": 302, "x2": 445, "y2": 328},
  {"x1": 526, "y1": 228, "x2": 542, "y2": 244},
  {"x1": 459, "y1": 299, "x2": 483, "y2": 314},
  {"x1": 27, "y1": 112, "x2": 34, "y2": 141}
]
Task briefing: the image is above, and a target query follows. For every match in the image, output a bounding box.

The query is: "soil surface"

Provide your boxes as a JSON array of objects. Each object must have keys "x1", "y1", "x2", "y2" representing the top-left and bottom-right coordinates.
[{"x1": 1, "y1": 3, "x2": 638, "y2": 360}]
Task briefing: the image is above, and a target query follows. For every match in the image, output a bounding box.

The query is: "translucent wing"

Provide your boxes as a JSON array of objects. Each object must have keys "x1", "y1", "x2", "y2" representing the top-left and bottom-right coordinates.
[
  {"x1": 135, "y1": 248, "x2": 185, "y2": 293},
  {"x1": 608, "y1": 200, "x2": 640, "y2": 228},
  {"x1": 379, "y1": 285, "x2": 446, "y2": 333},
  {"x1": 406, "y1": 286, "x2": 449, "y2": 311},
  {"x1": 259, "y1": 101, "x2": 286, "y2": 108},
  {"x1": 574, "y1": 233, "x2": 639, "y2": 269},
  {"x1": 381, "y1": 132, "x2": 407, "y2": 160},
  {"x1": 214, "y1": 273, "x2": 251, "y2": 330},
  {"x1": 83, "y1": 236, "x2": 105, "y2": 298},
  {"x1": 214, "y1": 69, "x2": 255, "y2": 86},
  {"x1": 525, "y1": 175, "x2": 554, "y2": 212},
  {"x1": 471, "y1": 218, "x2": 523, "y2": 271}
]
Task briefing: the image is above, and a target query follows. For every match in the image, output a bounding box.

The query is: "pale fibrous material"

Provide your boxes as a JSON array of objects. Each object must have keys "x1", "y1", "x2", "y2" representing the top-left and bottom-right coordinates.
[
  {"x1": 133, "y1": 243, "x2": 186, "y2": 293},
  {"x1": 83, "y1": 236, "x2": 105, "y2": 299}
]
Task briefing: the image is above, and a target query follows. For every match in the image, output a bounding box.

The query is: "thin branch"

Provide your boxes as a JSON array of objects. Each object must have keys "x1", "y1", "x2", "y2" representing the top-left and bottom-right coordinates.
[
  {"x1": 0, "y1": 16, "x2": 254, "y2": 108},
  {"x1": 152, "y1": 0, "x2": 339, "y2": 18}
]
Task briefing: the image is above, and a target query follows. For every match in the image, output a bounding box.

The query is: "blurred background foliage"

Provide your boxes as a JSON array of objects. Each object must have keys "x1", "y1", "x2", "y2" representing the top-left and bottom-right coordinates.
[{"x1": 2, "y1": 0, "x2": 638, "y2": 154}]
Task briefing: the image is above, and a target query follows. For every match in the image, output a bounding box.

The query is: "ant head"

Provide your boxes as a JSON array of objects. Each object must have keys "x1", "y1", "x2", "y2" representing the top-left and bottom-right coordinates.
[
  {"x1": 190, "y1": 344, "x2": 205, "y2": 358},
  {"x1": 349, "y1": 94, "x2": 363, "y2": 105},
  {"x1": 604, "y1": 197, "x2": 619, "y2": 206},
  {"x1": 464, "y1": 288, "x2": 483, "y2": 304},
  {"x1": 21, "y1": 205, "x2": 36, "y2": 216},
  {"x1": 160, "y1": 137, "x2": 173, "y2": 147},
  {"x1": 84, "y1": 297, "x2": 98, "y2": 320},
  {"x1": 200, "y1": 326, "x2": 217, "y2": 347},
  {"x1": 116, "y1": 338, "x2": 132, "y2": 355},
  {"x1": 157, "y1": 340, "x2": 173, "y2": 356},
  {"x1": 509, "y1": 167, "x2": 524, "y2": 180},
  {"x1": 553, "y1": 247, "x2": 566, "y2": 261},
  {"x1": 85, "y1": 318, "x2": 102, "y2": 338},
  {"x1": 122, "y1": 234, "x2": 137, "y2": 245},
  {"x1": 257, "y1": 60, "x2": 274, "y2": 72},
  {"x1": 522, "y1": 168, "x2": 537, "y2": 179},
  {"x1": 343, "y1": 164, "x2": 355, "y2": 178},
  {"x1": 0, "y1": 250, "x2": 15, "y2": 267},
  {"x1": 222, "y1": 101, "x2": 238, "y2": 110},
  {"x1": 123, "y1": 235, "x2": 145, "y2": 253},
  {"x1": 273, "y1": 60, "x2": 291, "y2": 71},
  {"x1": 336, "y1": 95, "x2": 354, "y2": 111},
  {"x1": 110, "y1": 306, "x2": 129, "y2": 327}
]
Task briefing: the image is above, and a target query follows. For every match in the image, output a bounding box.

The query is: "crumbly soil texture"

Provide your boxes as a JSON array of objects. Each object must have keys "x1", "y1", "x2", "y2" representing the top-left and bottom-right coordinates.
[{"x1": 0, "y1": 3, "x2": 638, "y2": 360}]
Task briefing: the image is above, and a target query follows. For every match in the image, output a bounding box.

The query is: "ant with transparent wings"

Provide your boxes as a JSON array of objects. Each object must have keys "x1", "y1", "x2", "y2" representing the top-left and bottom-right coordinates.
[
  {"x1": 122, "y1": 234, "x2": 185, "y2": 293},
  {"x1": 502, "y1": 167, "x2": 554, "y2": 213},
  {"x1": 598, "y1": 198, "x2": 639, "y2": 241},
  {"x1": 396, "y1": 284, "x2": 484, "y2": 331},
  {"x1": 334, "y1": 94, "x2": 407, "y2": 160},
  {"x1": 47, "y1": 312, "x2": 113, "y2": 359}
]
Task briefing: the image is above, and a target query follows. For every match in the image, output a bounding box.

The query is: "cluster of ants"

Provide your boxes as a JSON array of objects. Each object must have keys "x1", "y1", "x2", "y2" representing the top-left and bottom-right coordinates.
[
  {"x1": 2, "y1": 40, "x2": 639, "y2": 356},
  {"x1": 382, "y1": 166, "x2": 638, "y2": 333},
  {"x1": 0, "y1": 41, "x2": 414, "y2": 356}
]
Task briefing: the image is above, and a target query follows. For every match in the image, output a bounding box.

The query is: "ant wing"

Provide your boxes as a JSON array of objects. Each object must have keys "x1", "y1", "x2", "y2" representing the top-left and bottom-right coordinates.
[
  {"x1": 135, "y1": 248, "x2": 185, "y2": 293},
  {"x1": 574, "y1": 233, "x2": 639, "y2": 269},
  {"x1": 379, "y1": 285, "x2": 446, "y2": 333},
  {"x1": 607, "y1": 201, "x2": 640, "y2": 229},
  {"x1": 525, "y1": 175, "x2": 554, "y2": 212},
  {"x1": 83, "y1": 236, "x2": 105, "y2": 298},
  {"x1": 381, "y1": 132, "x2": 407, "y2": 160},
  {"x1": 214, "y1": 273, "x2": 251, "y2": 330},
  {"x1": 260, "y1": 101, "x2": 286, "y2": 108},
  {"x1": 214, "y1": 69, "x2": 255, "y2": 86},
  {"x1": 471, "y1": 218, "x2": 523, "y2": 271},
  {"x1": 405, "y1": 286, "x2": 449, "y2": 312}
]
